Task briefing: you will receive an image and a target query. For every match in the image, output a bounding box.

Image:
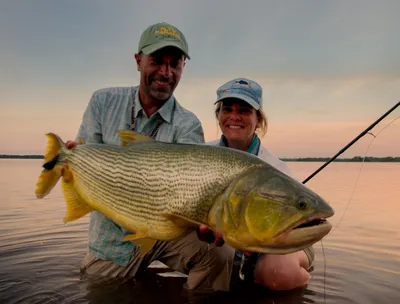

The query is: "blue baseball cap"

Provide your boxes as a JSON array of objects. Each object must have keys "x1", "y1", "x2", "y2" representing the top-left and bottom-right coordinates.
[{"x1": 215, "y1": 78, "x2": 263, "y2": 110}]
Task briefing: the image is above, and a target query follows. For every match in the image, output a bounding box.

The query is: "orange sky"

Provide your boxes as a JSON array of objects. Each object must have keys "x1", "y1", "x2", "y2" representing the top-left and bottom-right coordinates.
[{"x1": 1, "y1": 77, "x2": 399, "y2": 157}]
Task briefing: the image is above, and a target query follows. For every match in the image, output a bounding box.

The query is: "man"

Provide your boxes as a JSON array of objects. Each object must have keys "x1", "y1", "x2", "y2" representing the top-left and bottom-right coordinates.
[{"x1": 69, "y1": 22, "x2": 234, "y2": 291}]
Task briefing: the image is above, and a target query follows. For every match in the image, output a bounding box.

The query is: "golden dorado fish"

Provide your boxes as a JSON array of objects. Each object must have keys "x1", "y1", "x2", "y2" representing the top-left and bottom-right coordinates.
[{"x1": 35, "y1": 130, "x2": 334, "y2": 257}]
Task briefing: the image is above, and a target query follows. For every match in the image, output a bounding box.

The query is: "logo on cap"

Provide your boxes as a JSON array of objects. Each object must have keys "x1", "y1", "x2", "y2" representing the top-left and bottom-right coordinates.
[
  {"x1": 154, "y1": 26, "x2": 181, "y2": 40},
  {"x1": 233, "y1": 79, "x2": 249, "y2": 86}
]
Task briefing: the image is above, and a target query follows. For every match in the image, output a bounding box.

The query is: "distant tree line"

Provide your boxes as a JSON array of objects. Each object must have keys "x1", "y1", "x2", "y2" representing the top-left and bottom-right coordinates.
[
  {"x1": 1, "y1": 154, "x2": 399, "y2": 162},
  {"x1": 0, "y1": 155, "x2": 44, "y2": 159},
  {"x1": 281, "y1": 156, "x2": 400, "y2": 162}
]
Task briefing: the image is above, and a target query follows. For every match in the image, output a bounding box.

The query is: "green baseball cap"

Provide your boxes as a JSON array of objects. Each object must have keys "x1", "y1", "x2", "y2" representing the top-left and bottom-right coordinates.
[{"x1": 138, "y1": 22, "x2": 190, "y2": 59}]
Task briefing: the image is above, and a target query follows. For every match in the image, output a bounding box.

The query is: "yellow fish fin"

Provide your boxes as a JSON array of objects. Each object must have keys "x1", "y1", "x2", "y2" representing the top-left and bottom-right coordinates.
[
  {"x1": 61, "y1": 170, "x2": 93, "y2": 222},
  {"x1": 136, "y1": 238, "x2": 157, "y2": 258},
  {"x1": 43, "y1": 133, "x2": 65, "y2": 163},
  {"x1": 117, "y1": 130, "x2": 154, "y2": 146},
  {"x1": 161, "y1": 213, "x2": 203, "y2": 228},
  {"x1": 123, "y1": 231, "x2": 156, "y2": 258},
  {"x1": 78, "y1": 139, "x2": 85, "y2": 145},
  {"x1": 35, "y1": 165, "x2": 64, "y2": 199},
  {"x1": 35, "y1": 133, "x2": 67, "y2": 199}
]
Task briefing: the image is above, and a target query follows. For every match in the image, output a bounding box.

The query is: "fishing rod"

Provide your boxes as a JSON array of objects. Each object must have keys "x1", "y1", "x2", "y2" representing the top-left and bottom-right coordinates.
[{"x1": 302, "y1": 101, "x2": 400, "y2": 184}]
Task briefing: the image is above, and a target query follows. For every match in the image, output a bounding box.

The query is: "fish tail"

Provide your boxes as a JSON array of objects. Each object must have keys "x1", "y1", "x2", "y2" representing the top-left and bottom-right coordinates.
[
  {"x1": 35, "y1": 133, "x2": 67, "y2": 199},
  {"x1": 43, "y1": 133, "x2": 68, "y2": 163}
]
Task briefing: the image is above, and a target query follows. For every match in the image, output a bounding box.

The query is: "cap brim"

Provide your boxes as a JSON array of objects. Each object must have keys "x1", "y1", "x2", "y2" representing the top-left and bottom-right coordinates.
[
  {"x1": 214, "y1": 93, "x2": 260, "y2": 110},
  {"x1": 141, "y1": 41, "x2": 190, "y2": 59}
]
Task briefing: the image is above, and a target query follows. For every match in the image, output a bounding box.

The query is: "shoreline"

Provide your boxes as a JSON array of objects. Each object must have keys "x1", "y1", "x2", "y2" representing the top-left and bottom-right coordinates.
[{"x1": 1, "y1": 155, "x2": 399, "y2": 162}]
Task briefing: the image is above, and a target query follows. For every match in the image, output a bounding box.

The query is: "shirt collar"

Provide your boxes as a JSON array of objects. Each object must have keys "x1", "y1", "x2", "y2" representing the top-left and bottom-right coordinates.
[
  {"x1": 219, "y1": 134, "x2": 260, "y2": 156},
  {"x1": 246, "y1": 135, "x2": 261, "y2": 155},
  {"x1": 134, "y1": 88, "x2": 175, "y2": 123}
]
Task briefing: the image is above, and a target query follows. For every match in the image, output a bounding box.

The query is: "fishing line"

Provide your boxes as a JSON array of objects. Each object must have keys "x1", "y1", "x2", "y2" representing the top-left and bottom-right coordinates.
[
  {"x1": 300, "y1": 101, "x2": 399, "y2": 304},
  {"x1": 331, "y1": 114, "x2": 400, "y2": 232},
  {"x1": 302, "y1": 101, "x2": 400, "y2": 184},
  {"x1": 318, "y1": 113, "x2": 399, "y2": 304},
  {"x1": 320, "y1": 239, "x2": 326, "y2": 304}
]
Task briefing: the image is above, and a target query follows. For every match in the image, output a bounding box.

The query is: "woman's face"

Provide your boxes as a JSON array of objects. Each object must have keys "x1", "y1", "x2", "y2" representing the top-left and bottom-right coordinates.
[{"x1": 218, "y1": 99, "x2": 259, "y2": 145}]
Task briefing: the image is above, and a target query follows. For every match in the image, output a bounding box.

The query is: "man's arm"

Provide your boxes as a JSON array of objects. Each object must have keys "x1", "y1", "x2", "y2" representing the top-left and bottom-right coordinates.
[{"x1": 75, "y1": 92, "x2": 103, "y2": 144}]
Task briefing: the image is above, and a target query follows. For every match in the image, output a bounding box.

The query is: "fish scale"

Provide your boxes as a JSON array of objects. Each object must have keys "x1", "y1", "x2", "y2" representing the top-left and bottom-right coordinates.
[{"x1": 63, "y1": 142, "x2": 262, "y2": 239}]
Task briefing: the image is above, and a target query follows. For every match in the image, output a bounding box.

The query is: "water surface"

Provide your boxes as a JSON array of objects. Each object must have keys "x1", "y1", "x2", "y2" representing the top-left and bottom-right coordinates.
[{"x1": 0, "y1": 160, "x2": 399, "y2": 303}]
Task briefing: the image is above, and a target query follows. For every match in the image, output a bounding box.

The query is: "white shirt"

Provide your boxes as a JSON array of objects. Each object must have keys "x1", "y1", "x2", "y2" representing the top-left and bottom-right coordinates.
[{"x1": 206, "y1": 139, "x2": 292, "y2": 177}]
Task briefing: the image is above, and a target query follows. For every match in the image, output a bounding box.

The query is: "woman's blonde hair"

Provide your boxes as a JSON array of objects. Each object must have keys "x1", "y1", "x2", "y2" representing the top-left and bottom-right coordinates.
[{"x1": 214, "y1": 100, "x2": 268, "y2": 137}]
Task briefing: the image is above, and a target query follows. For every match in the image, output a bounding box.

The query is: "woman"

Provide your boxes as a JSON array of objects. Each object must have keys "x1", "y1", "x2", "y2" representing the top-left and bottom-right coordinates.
[{"x1": 204, "y1": 78, "x2": 314, "y2": 291}]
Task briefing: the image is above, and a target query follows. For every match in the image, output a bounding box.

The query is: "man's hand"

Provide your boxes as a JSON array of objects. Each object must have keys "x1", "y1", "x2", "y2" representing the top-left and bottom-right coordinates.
[
  {"x1": 66, "y1": 141, "x2": 79, "y2": 149},
  {"x1": 196, "y1": 225, "x2": 225, "y2": 247}
]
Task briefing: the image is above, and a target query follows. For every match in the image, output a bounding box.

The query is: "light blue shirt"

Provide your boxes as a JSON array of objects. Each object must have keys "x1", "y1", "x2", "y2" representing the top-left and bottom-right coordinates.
[{"x1": 75, "y1": 85, "x2": 204, "y2": 266}]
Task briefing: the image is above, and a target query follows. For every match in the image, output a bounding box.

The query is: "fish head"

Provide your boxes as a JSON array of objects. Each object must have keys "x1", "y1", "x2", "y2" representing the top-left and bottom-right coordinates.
[{"x1": 217, "y1": 166, "x2": 334, "y2": 254}]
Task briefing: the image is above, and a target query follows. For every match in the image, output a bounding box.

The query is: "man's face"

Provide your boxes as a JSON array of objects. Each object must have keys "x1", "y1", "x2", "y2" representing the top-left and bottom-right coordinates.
[{"x1": 135, "y1": 47, "x2": 185, "y2": 102}]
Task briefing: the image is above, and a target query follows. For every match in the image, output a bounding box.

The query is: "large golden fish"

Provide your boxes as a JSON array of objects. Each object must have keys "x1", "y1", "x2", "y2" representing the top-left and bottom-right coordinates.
[{"x1": 35, "y1": 130, "x2": 334, "y2": 256}]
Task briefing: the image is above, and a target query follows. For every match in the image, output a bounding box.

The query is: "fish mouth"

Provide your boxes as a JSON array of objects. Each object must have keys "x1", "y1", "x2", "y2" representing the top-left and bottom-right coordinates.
[
  {"x1": 234, "y1": 215, "x2": 333, "y2": 255},
  {"x1": 293, "y1": 217, "x2": 330, "y2": 230},
  {"x1": 272, "y1": 213, "x2": 333, "y2": 248}
]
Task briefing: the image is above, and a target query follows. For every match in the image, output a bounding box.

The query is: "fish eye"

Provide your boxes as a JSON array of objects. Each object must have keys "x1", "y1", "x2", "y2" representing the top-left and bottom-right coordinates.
[{"x1": 297, "y1": 198, "x2": 308, "y2": 210}]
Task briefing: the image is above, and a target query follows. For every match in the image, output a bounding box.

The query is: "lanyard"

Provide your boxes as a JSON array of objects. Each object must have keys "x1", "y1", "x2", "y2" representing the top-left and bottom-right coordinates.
[{"x1": 131, "y1": 95, "x2": 163, "y2": 139}]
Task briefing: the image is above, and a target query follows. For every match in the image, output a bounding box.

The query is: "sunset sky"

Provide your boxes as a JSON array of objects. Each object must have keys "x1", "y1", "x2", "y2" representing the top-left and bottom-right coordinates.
[{"x1": 1, "y1": 0, "x2": 399, "y2": 157}]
